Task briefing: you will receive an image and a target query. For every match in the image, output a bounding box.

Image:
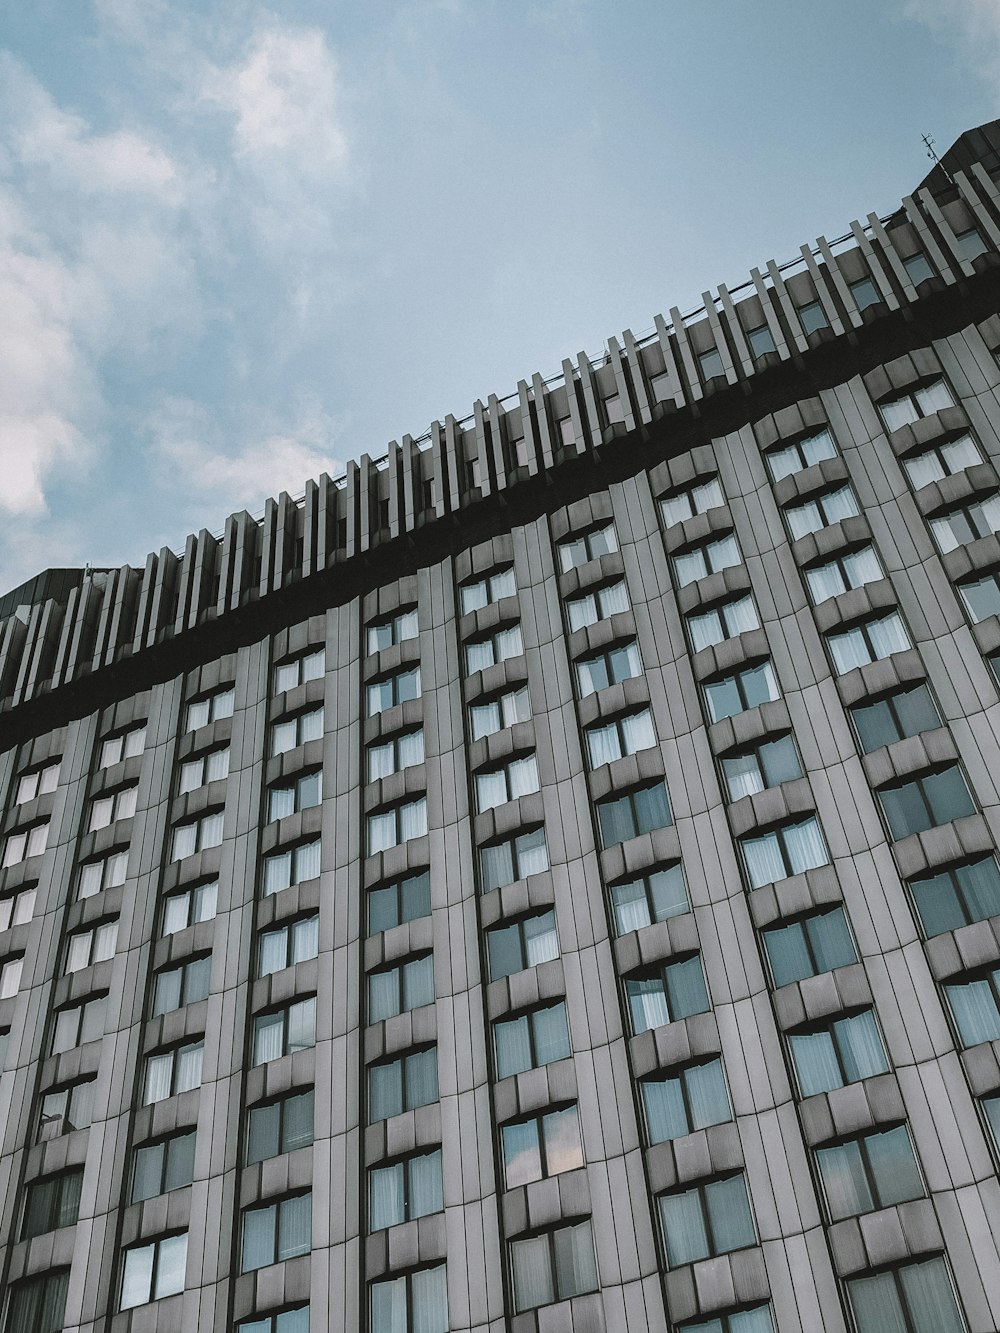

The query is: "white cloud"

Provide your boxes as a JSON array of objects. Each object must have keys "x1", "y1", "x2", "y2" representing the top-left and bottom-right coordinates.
[{"x1": 900, "y1": 0, "x2": 1000, "y2": 82}]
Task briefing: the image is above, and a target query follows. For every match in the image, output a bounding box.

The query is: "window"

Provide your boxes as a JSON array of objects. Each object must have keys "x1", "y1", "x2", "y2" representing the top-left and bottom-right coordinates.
[
  {"x1": 367, "y1": 666, "x2": 420, "y2": 716},
  {"x1": 585, "y1": 709, "x2": 656, "y2": 768},
  {"x1": 785, "y1": 484, "x2": 859, "y2": 540},
  {"x1": 510, "y1": 1219, "x2": 598, "y2": 1311},
  {"x1": 846, "y1": 1256, "x2": 965, "y2": 1333},
  {"x1": 0, "y1": 955, "x2": 22, "y2": 999},
  {"x1": 460, "y1": 566, "x2": 516, "y2": 614},
  {"x1": 262, "y1": 839, "x2": 321, "y2": 895},
  {"x1": 170, "y1": 809, "x2": 224, "y2": 861},
  {"x1": 480, "y1": 827, "x2": 549, "y2": 892},
  {"x1": 805, "y1": 545, "x2": 883, "y2": 603},
  {"x1": 747, "y1": 324, "x2": 776, "y2": 358},
  {"x1": 680, "y1": 1308, "x2": 774, "y2": 1333},
  {"x1": 259, "y1": 916, "x2": 319, "y2": 977},
  {"x1": 788, "y1": 1008, "x2": 889, "y2": 1097},
  {"x1": 815, "y1": 1123, "x2": 923, "y2": 1220},
  {"x1": 368, "y1": 953, "x2": 435, "y2": 1022},
  {"x1": 672, "y1": 533, "x2": 741, "y2": 588},
  {"x1": 494, "y1": 1000, "x2": 570, "y2": 1078},
  {"x1": 366, "y1": 797, "x2": 427, "y2": 855},
  {"x1": 903, "y1": 432, "x2": 982, "y2": 488},
  {"x1": 945, "y1": 965, "x2": 1000, "y2": 1047},
  {"x1": 51, "y1": 994, "x2": 106, "y2": 1054},
  {"x1": 565, "y1": 579, "x2": 630, "y2": 632},
  {"x1": 242, "y1": 1193, "x2": 312, "y2": 1271},
  {"x1": 626, "y1": 955, "x2": 710, "y2": 1034},
  {"x1": 161, "y1": 880, "x2": 217, "y2": 935},
  {"x1": 178, "y1": 747, "x2": 229, "y2": 794},
  {"x1": 930, "y1": 494, "x2": 1000, "y2": 553},
  {"x1": 15, "y1": 762, "x2": 59, "y2": 804},
  {"x1": 367, "y1": 870, "x2": 431, "y2": 935},
  {"x1": 641, "y1": 1057, "x2": 731, "y2": 1144},
  {"x1": 465, "y1": 622, "x2": 523, "y2": 673},
  {"x1": 369, "y1": 1148, "x2": 443, "y2": 1230},
  {"x1": 959, "y1": 570, "x2": 1000, "y2": 623},
  {"x1": 721, "y1": 734, "x2": 801, "y2": 801},
  {"x1": 0, "y1": 885, "x2": 36, "y2": 931},
  {"x1": 237, "y1": 1309, "x2": 309, "y2": 1333},
  {"x1": 2, "y1": 822, "x2": 49, "y2": 867},
  {"x1": 557, "y1": 522, "x2": 618, "y2": 572},
  {"x1": 698, "y1": 347, "x2": 725, "y2": 380},
  {"x1": 368, "y1": 1046, "x2": 439, "y2": 1120},
  {"x1": 827, "y1": 611, "x2": 910, "y2": 674},
  {"x1": 274, "y1": 648, "x2": 324, "y2": 693},
  {"x1": 247, "y1": 1089, "x2": 315, "y2": 1164},
  {"x1": 763, "y1": 906, "x2": 857, "y2": 988},
  {"x1": 88, "y1": 784, "x2": 137, "y2": 831},
  {"x1": 253, "y1": 998, "x2": 316, "y2": 1065},
  {"x1": 575, "y1": 638, "x2": 643, "y2": 697},
  {"x1": 367, "y1": 607, "x2": 419, "y2": 654},
  {"x1": 798, "y1": 299, "x2": 828, "y2": 334},
  {"x1": 131, "y1": 1132, "x2": 197, "y2": 1202},
  {"x1": 766, "y1": 427, "x2": 837, "y2": 482},
  {"x1": 120, "y1": 1233, "x2": 188, "y2": 1308},
  {"x1": 850, "y1": 683, "x2": 941, "y2": 754},
  {"x1": 686, "y1": 594, "x2": 760, "y2": 652},
  {"x1": 658, "y1": 1173, "x2": 756, "y2": 1267},
  {"x1": 100, "y1": 725, "x2": 146, "y2": 768},
  {"x1": 660, "y1": 477, "x2": 725, "y2": 528},
  {"x1": 152, "y1": 955, "x2": 212, "y2": 1016},
  {"x1": 369, "y1": 1265, "x2": 448, "y2": 1333},
  {"x1": 64, "y1": 920, "x2": 118, "y2": 973},
  {"x1": 704, "y1": 659, "x2": 780, "y2": 723},
  {"x1": 879, "y1": 378, "x2": 956, "y2": 432},
  {"x1": 271, "y1": 708, "x2": 324, "y2": 756},
  {"x1": 4, "y1": 1272, "x2": 69, "y2": 1333},
  {"x1": 475, "y1": 754, "x2": 539, "y2": 813},
  {"x1": 903, "y1": 251, "x2": 935, "y2": 285},
  {"x1": 487, "y1": 911, "x2": 559, "y2": 980},
  {"x1": 610, "y1": 863, "x2": 688, "y2": 934},
  {"x1": 268, "y1": 769, "x2": 322, "y2": 820},
  {"x1": 597, "y1": 781, "x2": 672, "y2": 848},
  {"x1": 143, "y1": 1040, "x2": 203, "y2": 1103},
  {"x1": 21, "y1": 1170, "x2": 83, "y2": 1237},
  {"x1": 367, "y1": 731, "x2": 423, "y2": 782},
  {"x1": 502, "y1": 1104, "x2": 583, "y2": 1188},
  {"x1": 909, "y1": 857, "x2": 1000, "y2": 937},
  {"x1": 469, "y1": 685, "x2": 530, "y2": 741},
  {"x1": 78, "y1": 848, "x2": 128, "y2": 899},
  {"x1": 956, "y1": 226, "x2": 987, "y2": 262},
  {"x1": 186, "y1": 687, "x2": 234, "y2": 731},
  {"x1": 850, "y1": 276, "x2": 881, "y2": 311},
  {"x1": 741, "y1": 817, "x2": 828, "y2": 889},
  {"x1": 878, "y1": 765, "x2": 975, "y2": 841},
  {"x1": 37, "y1": 1078, "x2": 95, "y2": 1140}
]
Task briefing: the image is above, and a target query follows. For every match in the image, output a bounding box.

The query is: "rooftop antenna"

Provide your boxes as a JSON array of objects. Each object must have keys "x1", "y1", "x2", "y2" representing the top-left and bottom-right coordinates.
[{"x1": 922, "y1": 132, "x2": 953, "y2": 183}]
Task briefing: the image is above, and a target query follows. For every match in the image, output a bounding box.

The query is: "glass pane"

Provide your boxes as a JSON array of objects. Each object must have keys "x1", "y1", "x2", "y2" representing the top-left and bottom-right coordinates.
[
  {"x1": 461, "y1": 580, "x2": 487, "y2": 614},
  {"x1": 287, "y1": 998, "x2": 316, "y2": 1052},
  {"x1": 947, "y1": 979, "x2": 1000, "y2": 1046},
  {"x1": 741, "y1": 832, "x2": 785, "y2": 888},
  {"x1": 686, "y1": 1059, "x2": 731, "y2": 1131},
  {"x1": 627, "y1": 977, "x2": 670, "y2": 1034},
  {"x1": 586, "y1": 721, "x2": 621, "y2": 768},
  {"x1": 403, "y1": 955, "x2": 435, "y2": 1011},
  {"x1": 567, "y1": 593, "x2": 597, "y2": 632},
  {"x1": 476, "y1": 770, "x2": 508, "y2": 813},
  {"x1": 706, "y1": 1173, "x2": 755, "y2": 1253},
  {"x1": 523, "y1": 912, "x2": 559, "y2": 967},
  {"x1": 511, "y1": 1234, "x2": 555, "y2": 1310},
  {"x1": 705, "y1": 675, "x2": 742, "y2": 723},
  {"x1": 923, "y1": 765, "x2": 975, "y2": 825},
  {"x1": 553, "y1": 1218, "x2": 598, "y2": 1299},
  {"x1": 291, "y1": 916, "x2": 319, "y2": 964},
  {"x1": 866, "y1": 1124, "x2": 923, "y2": 1208},
  {"x1": 848, "y1": 1270, "x2": 909, "y2": 1333},
  {"x1": 278, "y1": 1193, "x2": 311, "y2": 1259},
  {"x1": 759, "y1": 735, "x2": 801, "y2": 787},
  {"x1": 481, "y1": 841, "x2": 514, "y2": 892},
  {"x1": 409, "y1": 1150, "x2": 443, "y2": 1218},
  {"x1": 881, "y1": 780, "x2": 931, "y2": 840},
  {"x1": 816, "y1": 1139, "x2": 874, "y2": 1219},
  {"x1": 370, "y1": 1162, "x2": 403, "y2": 1230},
  {"x1": 255, "y1": 1014, "x2": 284, "y2": 1065},
  {"x1": 634, "y1": 782, "x2": 672, "y2": 834},
  {"x1": 176, "y1": 1043, "x2": 203, "y2": 1092},
  {"x1": 611, "y1": 879, "x2": 651, "y2": 934},
  {"x1": 899, "y1": 1256, "x2": 965, "y2": 1333},
  {"x1": 723, "y1": 752, "x2": 764, "y2": 801},
  {"x1": 910, "y1": 868, "x2": 968, "y2": 936},
  {"x1": 247, "y1": 1103, "x2": 280, "y2": 1164},
  {"x1": 764, "y1": 921, "x2": 814, "y2": 987},
  {"x1": 961, "y1": 574, "x2": 1000, "y2": 623},
  {"x1": 807, "y1": 907, "x2": 857, "y2": 973},
  {"x1": 783, "y1": 818, "x2": 828, "y2": 874},
  {"x1": 790, "y1": 1030, "x2": 842, "y2": 1096},
  {"x1": 405, "y1": 1048, "x2": 438, "y2": 1109},
  {"x1": 121, "y1": 1244, "x2": 154, "y2": 1309},
  {"x1": 503, "y1": 1118, "x2": 542, "y2": 1187},
  {"x1": 295, "y1": 840, "x2": 321, "y2": 883},
  {"x1": 369, "y1": 1062, "x2": 402, "y2": 1121},
  {"x1": 495, "y1": 1015, "x2": 532, "y2": 1078},
  {"x1": 532, "y1": 1003, "x2": 570, "y2": 1065},
  {"x1": 164, "y1": 1132, "x2": 196, "y2": 1192},
  {"x1": 665, "y1": 956, "x2": 709, "y2": 1019},
  {"x1": 516, "y1": 827, "x2": 549, "y2": 878},
  {"x1": 283, "y1": 1090, "x2": 315, "y2": 1152},
  {"x1": 243, "y1": 1206, "x2": 276, "y2": 1270},
  {"x1": 643, "y1": 1075, "x2": 688, "y2": 1142},
  {"x1": 835, "y1": 1011, "x2": 889, "y2": 1081},
  {"x1": 660, "y1": 1187, "x2": 709, "y2": 1266},
  {"x1": 905, "y1": 450, "x2": 945, "y2": 488},
  {"x1": 674, "y1": 549, "x2": 707, "y2": 586}
]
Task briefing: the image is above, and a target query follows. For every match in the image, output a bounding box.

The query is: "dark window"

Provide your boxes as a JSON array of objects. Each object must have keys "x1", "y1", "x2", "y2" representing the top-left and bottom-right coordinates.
[
  {"x1": 625, "y1": 955, "x2": 710, "y2": 1034},
  {"x1": 368, "y1": 1047, "x2": 439, "y2": 1121},
  {"x1": 815, "y1": 1124, "x2": 924, "y2": 1220},
  {"x1": 846, "y1": 1255, "x2": 965, "y2": 1333},
  {"x1": 501, "y1": 1104, "x2": 584, "y2": 1188},
  {"x1": 368, "y1": 953, "x2": 435, "y2": 1022},
  {"x1": 609, "y1": 863, "x2": 688, "y2": 934},
  {"x1": 21, "y1": 1170, "x2": 83, "y2": 1237},
  {"x1": 236, "y1": 1307, "x2": 309, "y2": 1333},
  {"x1": 494, "y1": 1001, "x2": 571, "y2": 1079},
  {"x1": 486, "y1": 911, "x2": 559, "y2": 980},
  {"x1": 37, "y1": 1078, "x2": 95, "y2": 1141},
  {"x1": 509, "y1": 1219, "x2": 598, "y2": 1311},
  {"x1": 721, "y1": 734, "x2": 801, "y2": 801},
  {"x1": 798, "y1": 300, "x2": 828, "y2": 334},
  {"x1": 945, "y1": 966, "x2": 1000, "y2": 1047},
  {"x1": 367, "y1": 870, "x2": 431, "y2": 935},
  {"x1": 704, "y1": 659, "x2": 780, "y2": 723},
  {"x1": 902, "y1": 251, "x2": 935, "y2": 285},
  {"x1": 850, "y1": 276, "x2": 881, "y2": 311},
  {"x1": 641, "y1": 1057, "x2": 732, "y2": 1144},
  {"x1": 596, "y1": 781, "x2": 672, "y2": 848},
  {"x1": 131, "y1": 1132, "x2": 197, "y2": 1202},
  {"x1": 747, "y1": 324, "x2": 776, "y2": 358},
  {"x1": 247, "y1": 1089, "x2": 315, "y2": 1165},
  {"x1": 369, "y1": 1264, "x2": 448, "y2": 1331},
  {"x1": 679, "y1": 1307, "x2": 774, "y2": 1333},
  {"x1": 479, "y1": 827, "x2": 549, "y2": 892},
  {"x1": 878, "y1": 765, "x2": 975, "y2": 841},
  {"x1": 3, "y1": 1271, "x2": 69, "y2": 1333},
  {"x1": 762, "y1": 906, "x2": 857, "y2": 988},
  {"x1": 788, "y1": 1008, "x2": 889, "y2": 1097},
  {"x1": 657, "y1": 1172, "x2": 756, "y2": 1267},
  {"x1": 698, "y1": 347, "x2": 725, "y2": 381},
  {"x1": 850, "y1": 684, "x2": 941, "y2": 754},
  {"x1": 909, "y1": 857, "x2": 1000, "y2": 937}
]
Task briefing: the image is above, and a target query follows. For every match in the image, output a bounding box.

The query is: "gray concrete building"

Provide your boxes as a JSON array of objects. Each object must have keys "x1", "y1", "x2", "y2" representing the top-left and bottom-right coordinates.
[{"x1": 2, "y1": 120, "x2": 1000, "y2": 1333}]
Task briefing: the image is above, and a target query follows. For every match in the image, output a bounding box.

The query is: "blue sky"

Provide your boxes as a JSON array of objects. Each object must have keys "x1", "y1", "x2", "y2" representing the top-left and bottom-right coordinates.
[{"x1": 1, "y1": 0, "x2": 998, "y2": 593}]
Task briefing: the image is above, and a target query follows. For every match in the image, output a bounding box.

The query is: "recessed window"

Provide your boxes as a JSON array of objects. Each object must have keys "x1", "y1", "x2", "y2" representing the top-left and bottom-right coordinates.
[
  {"x1": 766, "y1": 427, "x2": 837, "y2": 483},
  {"x1": 626, "y1": 954, "x2": 710, "y2": 1035},
  {"x1": 271, "y1": 708, "x2": 324, "y2": 756},
  {"x1": 596, "y1": 781, "x2": 672, "y2": 848},
  {"x1": 15, "y1": 762, "x2": 60, "y2": 804},
  {"x1": 849, "y1": 276, "x2": 881, "y2": 311},
  {"x1": 131, "y1": 1132, "x2": 197, "y2": 1203},
  {"x1": 0, "y1": 955, "x2": 22, "y2": 1000},
  {"x1": 0, "y1": 885, "x2": 36, "y2": 931},
  {"x1": 259, "y1": 916, "x2": 319, "y2": 977},
  {"x1": 849, "y1": 683, "x2": 941, "y2": 754},
  {"x1": 585, "y1": 708, "x2": 656, "y2": 767},
  {"x1": 51, "y1": 994, "x2": 107, "y2": 1054},
  {"x1": 486, "y1": 910, "x2": 559, "y2": 980},
  {"x1": 958, "y1": 570, "x2": 1000, "y2": 623},
  {"x1": 740, "y1": 816, "x2": 828, "y2": 888},
  {"x1": 369, "y1": 1264, "x2": 448, "y2": 1333},
  {"x1": 242, "y1": 1193, "x2": 312, "y2": 1271},
  {"x1": 903, "y1": 432, "x2": 982, "y2": 488},
  {"x1": 945, "y1": 965, "x2": 1000, "y2": 1047},
  {"x1": 4, "y1": 1272, "x2": 69, "y2": 1333},
  {"x1": 367, "y1": 607, "x2": 419, "y2": 655},
  {"x1": 762, "y1": 906, "x2": 857, "y2": 988},
  {"x1": 37, "y1": 1078, "x2": 95, "y2": 1141},
  {"x1": 366, "y1": 796, "x2": 427, "y2": 855},
  {"x1": 78, "y1": 848, "x2": 128, "y2": 899},
  {"x1": 368, "y1": 1046, "x2": 439, "y2": 1120},
  {"x1": 273, "y1": 649, "x2": 324, "y2": 693},
  {"x1": 680, "y1": 1306, "x2": 774, "y2": 1333},
  {"x1": 367, "y1": 870, "x2": 431, "y2": 935},
  {"x1": 2, "y1": 821, "x2": 49, "y2": 867},
  {"x1": 877, "y1": 765, "x2": 975, "y2": 841},
  {"x1": 902, "y1": 251, "x2": 935, "y2": 285},
  {"x1": 788, "y1": 1008, "x2": 889, "y2": 1097},
  {"x1": 100, "y1": 725, "x2": 146, "y2": 769},
  {"x1": 246, "y1": 1089, "x2": 315, "y2": 1165},
  {"x1": 253, "y1": 998, "x2": 316, "y2": 1065},
  {"x1": 658, "y1": 1172, "x2": 756, "y2": 1267},
  {"x1": 509, "y1": 1219, "x2": 598, "y2": 1311},
  {"x1": 955, "y1": 226, "x2": 987, "y2": 262},
  {"x1": 785, "y1": 484, "x2": 859, "y2": 540},
  {"x1": 268, "y1": 768, "x2": 322, "y2": 821},
  {"x1": 367, "y1": 666, "x2": 421, "y2": 716},
  {"x1": 120, "y1": 1232, "x2": 188, "y2": 1308},
  {"x1": 480, "y1": 826, "x2": 549, "y2": 892},
  {"x1": 502, "y1": 1103, "x2": 583, "y2": 1188},
  {"x1": 237, "y1": 1307, "x2": 309, "y2": 1333},
  {"x1": 161, "y1": 880, "x2": 218, "y2": 935},
  {"x1": 21, "y1": 1169, "x2": 83, "y2": 1238},
  {"x1": 747, "y1": 324, "x2": 776, "y2": 358},
  {"x1": 369, "y1": 1148, "x2": 443, "y2": 1230},
  {"x1": 468, "y1": 685, "x2": 530, "y2": 741},
  {"x1": 170, "y1": 809, "x2": 224, "y2": 861},
  {"x1": 65, "y1": 921, "x2": 118, "y2": 974},
  {"x1": 465, "y1": 623, "x2": 523, "y2": 674},
  {"x1": 565, "y1": 579, "x2": 630, "y2": 633},
  {"x1": 686, "y1": 594, "x2": 759, "y2": 653},
  {"x1": 815, "y1": 1123, "x2": 923, "y2": 1220},
  {"x1": 846, "y1": 1255, "x2": 965, "y2": 1333},
  {"x1": 827, "y1": 611, "x2": 910, "y2": 675},
  {"x1": 557, "y1": 522, "x2": 619, "y2": 572},
  {"x1": 797, "y1": 300, "x2": 828, "y2": 335},
  {"x1": 89, "y1": 784, "x2": 138, "y2": 831},
  {"x1": 704, "y1": 659, "x2": 780, "y2": 724},
  {"x1": 178, "y1": 747, "x2": 229, "y2": 794},
  {"x1": 672, "y1": 533, "x2": 741, "y2": 588},
  {"x1": 186, "y1": 687, "x2": 234, "y2": 731},
  {"x1": 878, "y1": 377, "x2": 955, "y2": 432},
  {"x1": 262, "y1": 839, "x2": 321, "y2": 895},
  {"x1": 721, "y1": 734, "x2": 801, "y2": 801},
  {"x1": 494, "y1": 1000, "x2": 571, "y2": 1078},
  {"x1": 930, "y1": 494, "x2": 1000, "y2": 553},
  {"x1": 460, "y1": 566, "x2": 516, "y2": 615},
  {"x1": 698, "y1": 347, "x2": 725, "y2": 381},
  {"x1": 641, "y1": 1057, "x2": 731, "y2": 1144},
  {"x1": 475, "y1": 754, "x2": 539, "y2": 813},
  {"x1": 805, "y1": 544, "x2": 883, "y2": 603},
  {"x1": 660, "y1": 477, "x2": 725, "y2": 528},
  {"x1": 367, "y1": 730, "x2": 423, "y2": 783},
  {"x1": 575, "y1": 638, "x2": 643, "y2": 697},
  {"x1": 143, "y1": 1040, "x2": 203, "y2": 1104},
  {"x1": 609, "y1": 863, "x2": 688, "y2": 934},
  {"x1": 368, "y1": 952, "x2": 435, "y2": 1022},
  {"x1": 908, "y1": 857, "x2": 1000, "y2": 937}
]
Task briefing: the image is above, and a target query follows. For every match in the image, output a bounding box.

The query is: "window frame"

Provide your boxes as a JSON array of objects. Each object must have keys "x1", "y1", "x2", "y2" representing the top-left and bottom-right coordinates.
[
  {"x1": 876, "y1": 764, "x2": 976, "y2": 842},
  {"x1": 624, "y1": 954, "x2": 711, "y2": 1035},
  {"x1": 761, "y1": 904, "x2": 858, "y2": 989},
  {"x1": 508, "y1": 1217, "x2": 598, "y2": 1312},
  {"x1": 366, "y1": 665, "x2": 421, "y2": 717},
  {"x1": 273, "y1": 649, "x2": 325, "y2": 694},
  {"x1": 99, "y1": 725, "x2": 146, "y2": 769},
  {"x1": 826, "y1": 611, "x2": 910, "y2": 675},
  {"x1": 459, "y1": 566, "x2": 516, "y2": 615},
  {"x1": 493, "y1": 999, "x2": 571, "y2": 1079},
  {"x1": 787, "y1": 1007, "x2": 889, "y2": 1098},
  {"x1": 485, "y1": 909, "x2": 559, "y2": 981},
  {"x1": 784, "y1": 484, "x2": 859, "y2": 540},
  {"x1": 170, "y1": 809, "x2": 224, "y2": 862},
  {"x1": 185, "y1": 687, "x2": 234, "y2": 732},
  {"x1": 640, "y1": 1056, "x2": 732, "y2": 1145},
  {"x1": 142, "y1": 1039, "x2": 204, "y2": 1105},
  {"x1": 261, "y1": 839, "x2": 321, "y2": 896},
  {"x1": 160, "y1": 879, "x2": 218, "y2": 935},
  {"x1": 368, "y1": 1147, "x2": 444, "y2": 1231},
  {"x1": 474, "y1": 753, "x2": 540, "y2": 813},
  {"x1": 671, "y1": 531, "x2": 742, "y2": 588},
  {"x1": 367, "y1": 1045, "x2": 440, "y2": 1121},
  {"x1": 252, "y1": 997, "x2": 317, "y2": 1066},
  {"x1": 556, "y1": 522, "x2": 618, "y2": 573},
  {"x1": 151, "y1": 954, "x2": 212, "y2": 1016},
  {"x1": 660, "y1": 477, "x2": 725, "y2": 528},
  {"x1": 270, "y1": 707, "x2": 324, "y2": 756},
  {"x1": 130, "y1": 1130, "x2": 197, "y2": 1204},
  {"x1": 908, "y1": 856, "x2": 1000, "y2": 938},
  {"x1": 78, "y1": 848, "x2": 129, "y2": 899},
  {"x1": 464, "y1": 621, "x2": 524, "y2": 674},
  {"x1": 608, "y1": 862, "x2": 689, "y2": 935},
  {"x1": 813, "y1": 1122, "x2": 925, "y2": 1222},
  {"x1": 499, "y1": 1102, "x2": 584, "y2": 1189},
  {"x1": 479, "y1": 826, "x2": 549, "y2": 893},
  {"x1": 468, "y1": 684, "x2": 531, "y2": 741},
  {"x1": 14, "y1": 761, "x2": 60, "y2": 804},
  {"x1": 878, "y1": 377, "x2": 956, "y2": 432},
  {"x1": 366, "y1": 607, "x2": 419, "y2": 655},
  {"x1": 241, "y1": 1192, "x2": 313, "y2": 1272},
  {"x1": 177, "y1": 746, "x2": 230, "y2": 795},
  {"x1": 739, "y1": 815, "x2": 829, "y2": 888},
  {"x1": 367, "y1": 952, "x2": 435, "y2": 1023},
  {"x1": 656, "y1": 1171, "x2": 757, "y2": 1268},
  {"x1": 366, "y1": 870, "x2": 431, "y2": 935},
  {"x1": 765, "y1": 427, "x2": 837, "y2": 483},
  {"x1": 703, "y1": 659, "x2": 781, "y2": 724},
  {"x1": 119, "y1": 1231, "x2": 188, "y2": 1309},
  {"x1": 849, "y1": 682, "x2": 941, "y2": 755},
  {"x1": 574, "y1": 637, "x2": 643, "y2": 697}
]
